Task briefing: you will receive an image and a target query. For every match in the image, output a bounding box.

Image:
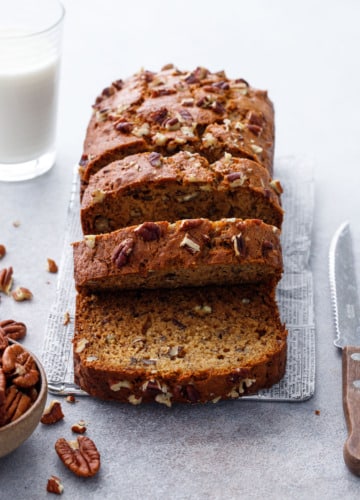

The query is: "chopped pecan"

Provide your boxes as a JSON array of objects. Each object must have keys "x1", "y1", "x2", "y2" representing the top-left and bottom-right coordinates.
[
  {"x1": 179, "y1": 233, "x2": 201, "y2": 253},
  {"x1": 71, "y1": 420, "x2": 87, "y2": 434},
  {"x1": 149, "y1": 107, "x2": 168, "y2": 124},
  {"x1": 55, "y1": 436, "x2": 101, "y2": 477},
  {"x1": 112, "y1": 79, "x2": 123, "y2": 90},
  {"x1": 115, "y1": 121, "x2": 133, "y2": 133},
  {"x1": 0, "y1": 266, "x2": 13, "y2": 294},
  {"x1": 111, "y1": 238, "x2": 134, "y2": 268},
  {"x1": 148, "y1": 152, "x2": 162, "y2": 168},
  {"x1": 180, "y1": 219, "x2": 203, "y2": 231},
  {"x1": 2, "y1": 343, "x2": 39, "y2": 388},
  {"x1": 41, "y1": 400, "x2": 64, "y2": 425},
  {"x1": 0, "y1": 319, "x2": 27, "y2": 340},
  {"x1": 134, "y1": 222, "x2": 161, "y2": 242},
  {"x1": 46, "y1": 475, "x2": 64, "y2": 495},
  {"x1": 11, "y1": 286, "x2": 33, "y2": 302},
  {"x1": 47, "y1": 258, "x2": 58, "y2": 273},
  {"x1": 232, "y1": 233, "x2": 246, "y2": 258}
]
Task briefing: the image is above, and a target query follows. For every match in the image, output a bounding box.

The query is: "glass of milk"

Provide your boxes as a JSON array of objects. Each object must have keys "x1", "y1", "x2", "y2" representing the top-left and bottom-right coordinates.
[{"x1": 0, "y1": 0, "x2": 65, "y2": 181}]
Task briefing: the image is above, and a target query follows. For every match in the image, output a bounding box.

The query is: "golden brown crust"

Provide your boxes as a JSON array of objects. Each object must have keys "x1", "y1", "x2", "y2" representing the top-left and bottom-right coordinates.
[
  {"x1": 80, "y1": 66, "x2": 275, "y2": 192},
  {"x1": 80, "y1": 152, "x2": 283, "y2": 234},
  {"x1": 73, "y1": 218, "x2": 283, "y2": 291},
  {"x1": 73, "y1": 285, "x2": 287, "y2": 406}
]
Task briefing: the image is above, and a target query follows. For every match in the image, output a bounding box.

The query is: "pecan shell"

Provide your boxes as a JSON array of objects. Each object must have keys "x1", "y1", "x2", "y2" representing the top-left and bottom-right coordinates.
[{"x1": 55, "y1": 436, "x2": 101, "y2": 477}]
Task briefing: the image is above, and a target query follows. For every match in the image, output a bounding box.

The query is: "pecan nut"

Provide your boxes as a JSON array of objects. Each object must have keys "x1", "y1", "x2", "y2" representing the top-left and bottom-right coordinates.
[
  {"x1": 2, "y1": 343, "x2": 39, "y2": 388},
  {"x1": 111, "y1": 238, "x2": 134, "y2": 268},
  {"x1": 47, "y1": 258, "x2": 58, "y2": 273},
  {"x1": 55, "y1": 436, "x2": 101, "y2": 477},
  {"x1": 0, "y1": 266, "x2": 13, "y2": 294},
  {"x1": 4, "y1": 385, "x2": 32, "y2": 424},
  {"x1": 41, "y1": 400, "x2": 64, "y2": 425},
  {"x1": 46, "y1": 475, "x2": 64, "y2": 495},
  {"x1": 0, "y1": 319, "x2": 27, "y2": 341},
  {"x1": 134, "y1": 222, "x2": 161, "y2": 242},
  {"x1": 11, "y1": 286, "x2": 33, "y2": 301}
]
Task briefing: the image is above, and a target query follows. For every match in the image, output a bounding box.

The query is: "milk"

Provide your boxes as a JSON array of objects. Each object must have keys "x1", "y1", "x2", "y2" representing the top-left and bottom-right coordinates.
[{"x1": 0, "y1": 32, "x2": 60, "y2": 164}]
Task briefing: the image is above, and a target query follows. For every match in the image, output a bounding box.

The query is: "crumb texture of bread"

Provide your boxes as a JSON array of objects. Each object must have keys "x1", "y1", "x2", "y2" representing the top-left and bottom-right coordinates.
[
  {"x1": 73, "y1": 284, "x2": 287, "y2": 405},
  {"x1": 80, "y1": 152, "x2": 283, "y2": 234}
]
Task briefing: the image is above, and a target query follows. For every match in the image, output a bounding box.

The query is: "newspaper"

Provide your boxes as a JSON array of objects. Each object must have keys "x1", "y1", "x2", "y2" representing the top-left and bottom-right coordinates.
[{"x1": 42, "y1": 156, "x2": 315, "y2": 401}]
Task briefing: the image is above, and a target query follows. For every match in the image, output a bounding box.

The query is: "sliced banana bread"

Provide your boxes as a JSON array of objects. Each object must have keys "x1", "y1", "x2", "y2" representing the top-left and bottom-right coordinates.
[
  {"x1": 73, "y1": 218, "x2": 283, "y2": 291},
  {"x1": 80, "y1": 151, "x2": 283, "y2": 235},
  {"x1": 73, "y1": 283, "x2": 287, "y2": 406}
]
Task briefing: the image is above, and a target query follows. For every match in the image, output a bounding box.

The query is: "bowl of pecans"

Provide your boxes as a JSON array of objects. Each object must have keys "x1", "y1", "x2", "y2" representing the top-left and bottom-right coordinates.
[{"x1": 0, "y1": 333, "x2": 48, "y2": 458}]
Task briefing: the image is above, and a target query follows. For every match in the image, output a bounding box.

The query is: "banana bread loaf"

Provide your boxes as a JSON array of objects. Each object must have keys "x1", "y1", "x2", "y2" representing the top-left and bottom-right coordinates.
[
  {"x1": 73, "y1": 283, "x2": 287, "y2": 405},
  {"x1": 73, "y1": 218, "x2": 283, "y2": 291},
  {"x1": 79, "y1": 65, "x2": 275, "y2": 192},
  {"x1": 80, "y1": 151, "x2": 283, "y2": 235}
]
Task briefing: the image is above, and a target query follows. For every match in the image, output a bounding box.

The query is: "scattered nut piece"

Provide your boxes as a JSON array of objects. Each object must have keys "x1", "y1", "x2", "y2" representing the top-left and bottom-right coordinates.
[
  {"x1": 11, "y1": 286, "x2": 33, "y2": 302},
  {"x1": 0, "y1": 245, "x2": 6, "y2": 259},
  {"x1": 12, "y1": 220, "x2": 20, "y2": 228},
  {"x1": 41, "y1": 400, "x2": 64, "y2": 425},
  {"x1": 63, "y1": 312, "x2": 71, "y2": 326},
  {"x1": 46, "y1": 475, "x2": 64, "y2": 495},
  {"x1": 47, "y1": 258, "x2": 58, "y2": 273},
  {"x1": 71, "y1": 420, "x2": 87, "y2": 434},
  {"x1": 55, "y1": 436, "x2": 101, "y2": 477},
  {"x1": 66, "y1": 395, "x2": 76, "y2": 404},
  {"x1": 315, "y1": 409, "x2": 321, "y2": 416}
]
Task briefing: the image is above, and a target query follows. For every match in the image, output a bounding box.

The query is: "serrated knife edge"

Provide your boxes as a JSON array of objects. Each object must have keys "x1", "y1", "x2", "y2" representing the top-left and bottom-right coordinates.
[{"x1": 329, "y1": 220, "x2": 349, "y2": 347}]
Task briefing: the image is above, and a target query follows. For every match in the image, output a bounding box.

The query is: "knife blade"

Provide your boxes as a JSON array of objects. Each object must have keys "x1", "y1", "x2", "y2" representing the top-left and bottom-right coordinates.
[{"x1": 329, "y1": 221, "x2": 360, "y2": 475}]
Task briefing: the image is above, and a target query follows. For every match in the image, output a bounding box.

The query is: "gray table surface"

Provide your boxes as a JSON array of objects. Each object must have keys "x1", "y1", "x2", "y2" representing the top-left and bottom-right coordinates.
[{"x1": 1, "y1": 0, "x2": 360, "y2": 498}]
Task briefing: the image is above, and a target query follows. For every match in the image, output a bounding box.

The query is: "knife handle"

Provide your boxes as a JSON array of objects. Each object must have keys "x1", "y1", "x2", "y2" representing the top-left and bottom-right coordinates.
[{"x1": 343, "y1": 346, "x2": 360, "y2": 475}]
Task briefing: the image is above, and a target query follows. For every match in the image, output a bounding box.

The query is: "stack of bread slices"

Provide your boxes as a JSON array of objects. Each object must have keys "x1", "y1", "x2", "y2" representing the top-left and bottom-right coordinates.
[{"x1": 72, "y1": 65, "x2": 287, "y2": 406}]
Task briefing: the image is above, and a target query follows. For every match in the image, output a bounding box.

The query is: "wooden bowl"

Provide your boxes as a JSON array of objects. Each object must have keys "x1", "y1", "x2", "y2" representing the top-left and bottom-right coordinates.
[{"x1": 0, "y1": 341, "x2": 47, "y2": 458}]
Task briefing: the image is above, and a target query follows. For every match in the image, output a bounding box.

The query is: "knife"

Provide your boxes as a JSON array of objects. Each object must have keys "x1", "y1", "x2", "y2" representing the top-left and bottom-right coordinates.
[{"x1": 329, "y1": 221, "x2": 360, "y2": 475}]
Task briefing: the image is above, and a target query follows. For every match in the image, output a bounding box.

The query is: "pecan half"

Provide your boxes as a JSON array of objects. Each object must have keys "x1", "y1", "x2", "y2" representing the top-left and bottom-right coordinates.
[
  {"x1": 134, "y1": 222, "x2": 161, "y2": 242},
  {"x1": 2, "y1": 343, "x2": 39, "y2": 388},
  {"x1": 0, "y1": 319, "x2": 27, "y2": 341},
  {"x1": 55, "y1": 436, "x2": 101, "y2": 477},
  {"x1": 4, "y1": 385, "x2": 32, "y2": 424},
  {"x1": 41, "y1": 400, "x2": 64, "y2": 425},
  {"x1": 0, "y1": 266, "x2": 13, "y2": 294},
  {"x1": 111, "y1": 239, "x2": 134, "y2": 268},
  {"x1": 148, "y1": 152, "x2": 162, "y2": 168}
]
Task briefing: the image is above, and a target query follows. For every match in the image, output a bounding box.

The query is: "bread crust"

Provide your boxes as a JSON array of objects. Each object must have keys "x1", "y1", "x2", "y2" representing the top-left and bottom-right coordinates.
[
  {"x1": 73, "y1": 285, "x2": 287, "y2": 406},
  {"x1": 73, "y1": 218, "x2": 283, "y2": 291}
]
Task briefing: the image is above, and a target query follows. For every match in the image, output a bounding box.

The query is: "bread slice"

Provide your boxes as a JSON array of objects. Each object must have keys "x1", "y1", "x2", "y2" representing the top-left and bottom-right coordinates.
[
  {"x1": 79, "y1": 65, "x2": 275, "y2": 192},
  {"x1": 73, "y1": 284, "x2": 287, "y2": 405},
  {"x1": 80, "y1": 151, "x2": 283, "y2": 235},
  {"x1": 73, "y1": 218, "x2": 283, "y2": 291}
]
